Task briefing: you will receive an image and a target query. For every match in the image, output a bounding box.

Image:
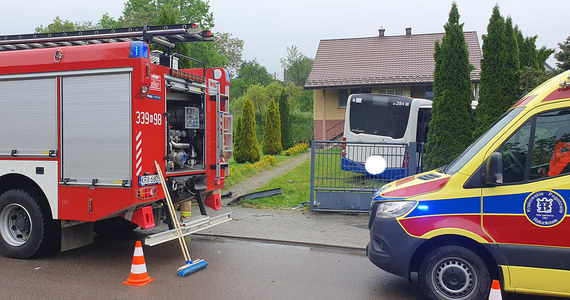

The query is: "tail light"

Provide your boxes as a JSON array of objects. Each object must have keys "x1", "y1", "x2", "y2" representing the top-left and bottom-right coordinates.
[
  {"x1": 137, "y1": 186, "x2": 158, "y2": 200},
  {"x1": 341, "y1": 137, "x2": 346, "y2": 157}
]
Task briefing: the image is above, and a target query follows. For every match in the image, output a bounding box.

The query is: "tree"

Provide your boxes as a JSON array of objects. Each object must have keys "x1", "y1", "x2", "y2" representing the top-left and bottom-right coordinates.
[
  {"x1": 519, "y1": 35, "x2": 539, "y2": 69},
  {"x1": 278, "y1": 90, "x2": 293, "y2": 149},
  {"x1": 473, "y1": 5, "x2": 509, "y2": 139},
  {"x1": 233, "y1": 98, "x2": 260, "y2": 163},
  {"x1": 262, "y1": 98, "x2": 282, "y2": 155},
  {"x1": 504, "y1": 17, "x2": 521, "y2": 102},
  {"x1": 213, "y1": 32, "x2": 244, "y2": 78},
  {"x1": 35, "y1": 16, "x2": 94, "y2": 33},
  {"x1": 555, "y1": 34, "x2": 570, "y2": 70},
  {"x1": 424, "y1": 2, "x2": 475, "y2": 170},
  {"x1": 281, "y1": 45, "x2": 313, "y2": 86},
  {"x1": 514, "y1": 26, "x2": 555, "y2": 93},
  {"x1": 120, "y1": 0, "x2": 214, "y2": 29},
  {"x1": 231, "y1": 60, "x2": 275, "y2": 100}
]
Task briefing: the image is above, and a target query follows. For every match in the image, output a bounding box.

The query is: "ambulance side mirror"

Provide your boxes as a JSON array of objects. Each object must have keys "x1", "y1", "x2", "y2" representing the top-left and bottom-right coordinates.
[{"x1": 484, "y1": 152, "x2": 503, "y2": 186}]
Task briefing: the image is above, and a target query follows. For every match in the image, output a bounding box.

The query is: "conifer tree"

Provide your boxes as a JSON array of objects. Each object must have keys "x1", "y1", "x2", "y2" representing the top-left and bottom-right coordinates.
[
  {"x1": 504, "y1": 17, "x2": 521, "y2": 102},
  {"x1": 262, "y1": 98, "x2": 282, "y2": 155},
  {"x1": 233, "y1": 115, "x2": 246, "y2": 163},
  {"x1": 473, "y1": 5, "x2": 508, "y2": 139},
  {"x1": 425, "y1": 2, "x2": 474, "y2": 170},
  {"x1": 278, "y1": 90, "x2": 293, "y2": 150},
  {"x1": 555, "y1": 35, "x2": 570, "y2": 70},
  {"x1": 234, "y1": 98, "x2": 260, "y2": 163}
]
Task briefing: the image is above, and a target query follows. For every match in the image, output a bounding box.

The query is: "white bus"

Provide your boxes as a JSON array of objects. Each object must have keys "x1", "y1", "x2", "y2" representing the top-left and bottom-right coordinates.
[{"x1": 341, "y1": 94, "x2": 432, "y2": 179}]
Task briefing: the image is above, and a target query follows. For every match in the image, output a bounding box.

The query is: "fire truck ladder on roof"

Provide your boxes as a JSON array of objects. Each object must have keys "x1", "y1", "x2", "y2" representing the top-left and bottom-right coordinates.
[{"x1": 0, "y1": 23, "x2": 213, "y2": 51}]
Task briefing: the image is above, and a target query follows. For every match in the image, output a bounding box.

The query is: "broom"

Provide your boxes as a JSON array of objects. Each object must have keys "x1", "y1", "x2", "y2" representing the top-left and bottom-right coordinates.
[{"x1": 154, "y1": 161, "x2": 208, "y2": 276}]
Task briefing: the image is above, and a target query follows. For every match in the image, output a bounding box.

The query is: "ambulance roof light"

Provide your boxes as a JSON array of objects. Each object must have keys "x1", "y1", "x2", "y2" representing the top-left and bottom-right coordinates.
[{"x1": 129, "y1": 41, "x2": 149, "y2": 59}]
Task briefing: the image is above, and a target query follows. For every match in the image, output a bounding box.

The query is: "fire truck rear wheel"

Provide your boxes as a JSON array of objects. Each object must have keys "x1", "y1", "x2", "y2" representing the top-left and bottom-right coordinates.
[
  {"x1": 0, "y1": 189, "x2": 54, "y2": 259},
  {"x1": 418, "y1": 245, "x2": 490, "y2": 300}
]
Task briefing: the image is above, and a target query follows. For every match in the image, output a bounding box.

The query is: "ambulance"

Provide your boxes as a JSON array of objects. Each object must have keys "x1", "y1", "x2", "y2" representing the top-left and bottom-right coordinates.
[{"x1": 367, "y1": 70, "x2": 570, "y2": 299}]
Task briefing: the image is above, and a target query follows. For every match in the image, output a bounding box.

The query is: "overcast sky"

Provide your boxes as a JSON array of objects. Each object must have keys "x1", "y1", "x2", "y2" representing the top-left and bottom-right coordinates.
[{"x1": 1, "y1": 0, "x2": 566, "y2": 78}]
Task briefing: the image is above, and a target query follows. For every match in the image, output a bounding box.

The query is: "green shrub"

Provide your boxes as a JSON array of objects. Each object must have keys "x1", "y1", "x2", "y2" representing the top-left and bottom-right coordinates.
[
  {"x1": 278, "y1": 90, "x2": 294, "y2": 150},
  {"x1": 262, "y1": 155, "x2": 277, "y2": 166},
  {"x1": 290, "y1": 112, "x2": 313, "y2": 143},
  {"x1": 262, "y1": 98, "x2": 282, "y2": 155},
  {"x1": 234, "y1": 98, "x2": 260, "y2": 163},
  {"x1": 285, "y1": 143, "x2": 308, "y2": 156}
]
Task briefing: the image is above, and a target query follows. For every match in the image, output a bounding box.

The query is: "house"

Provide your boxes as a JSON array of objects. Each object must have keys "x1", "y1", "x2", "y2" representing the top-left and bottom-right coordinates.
[{"x1": 305, "y1": 28, "x2": 482, "y2": 140}]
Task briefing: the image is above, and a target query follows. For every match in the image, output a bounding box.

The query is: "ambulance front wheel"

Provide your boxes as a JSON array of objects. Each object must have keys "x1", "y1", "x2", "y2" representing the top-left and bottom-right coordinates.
[
  {"x1": 0, "y1": 189, "x2": 55, "y2": 259},
  {"x1": 418, "y1": 245, "x2": 491, "y2": 300}
]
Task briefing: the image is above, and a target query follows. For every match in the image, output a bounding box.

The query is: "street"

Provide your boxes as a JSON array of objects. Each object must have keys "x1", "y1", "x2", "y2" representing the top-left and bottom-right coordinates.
[
  {"x1": 0, "y1": 233, "x2": 560, "y2": 299},
  {"x1": 0, "y1": 233, "x2": 419, "y2": 299}
]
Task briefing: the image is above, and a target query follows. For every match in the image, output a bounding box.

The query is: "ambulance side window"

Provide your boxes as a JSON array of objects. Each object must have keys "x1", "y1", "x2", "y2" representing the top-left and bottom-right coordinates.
[
  {"x1": 499, "y1": 122, "x2": 531, "y2": 183},
  {"x1": 530, "y1": 109, "x2": 570, "y2": 180}
]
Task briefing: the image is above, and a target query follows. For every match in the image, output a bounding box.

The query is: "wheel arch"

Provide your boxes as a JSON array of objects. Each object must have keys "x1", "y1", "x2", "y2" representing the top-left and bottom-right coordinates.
[
  {"x1": 409, "y1": 234, "x2": 500, "y2": 280},
  {"x1": 0, "y1": 173, "x2": 53, "y2": 219}
]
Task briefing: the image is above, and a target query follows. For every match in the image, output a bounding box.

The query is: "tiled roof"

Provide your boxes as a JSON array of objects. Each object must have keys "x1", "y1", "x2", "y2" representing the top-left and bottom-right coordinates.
[{"x1": 305, "y1": 31, "x2": 481, "y2": 89}]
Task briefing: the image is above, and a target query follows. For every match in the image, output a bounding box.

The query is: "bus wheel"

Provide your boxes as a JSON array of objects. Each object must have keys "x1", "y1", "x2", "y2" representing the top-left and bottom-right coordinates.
[
  {"x1": 418, "y1": 245, "x2": 490, "y2": 300},
  {"x1": 0, "y1": 190, "x2": 53, "y2": 259}
]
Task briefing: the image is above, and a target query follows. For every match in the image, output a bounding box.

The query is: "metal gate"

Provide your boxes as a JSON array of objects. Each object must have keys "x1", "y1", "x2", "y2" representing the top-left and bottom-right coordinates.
[{"x1": 310, "y1": 140, "x2": 424, "y2": 212}]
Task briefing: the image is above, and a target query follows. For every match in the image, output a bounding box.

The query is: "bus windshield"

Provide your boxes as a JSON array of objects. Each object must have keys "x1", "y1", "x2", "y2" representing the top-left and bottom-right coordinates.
[{"x1": 349, "y1": 95, "x2": 411, "y2": 139}]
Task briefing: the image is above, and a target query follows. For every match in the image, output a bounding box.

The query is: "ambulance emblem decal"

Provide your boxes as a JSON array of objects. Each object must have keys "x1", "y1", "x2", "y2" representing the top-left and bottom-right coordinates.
[{"x1": 524, "y1": 191, "x2": 566, "y2": 227}]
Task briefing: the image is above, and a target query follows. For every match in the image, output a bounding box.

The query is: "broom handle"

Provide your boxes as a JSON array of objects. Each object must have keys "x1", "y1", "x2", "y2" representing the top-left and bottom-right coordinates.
[{"x1": 155, "y1": 161, "x2": 192, "y2": 262}]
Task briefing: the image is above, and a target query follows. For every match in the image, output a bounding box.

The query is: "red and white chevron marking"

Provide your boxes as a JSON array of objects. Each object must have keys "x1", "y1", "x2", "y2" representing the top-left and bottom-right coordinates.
[{"x1": 136, "y1": 131, "x2": 142, "y2": 176}]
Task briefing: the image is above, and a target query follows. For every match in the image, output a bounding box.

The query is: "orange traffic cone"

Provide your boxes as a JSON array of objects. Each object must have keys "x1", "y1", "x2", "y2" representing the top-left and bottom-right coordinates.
[
  {"x1": 123, "y1": 241, "x2": 154, "y2": 286},
  {"x1": 488, "y1": 280, "x2": 502, "y2": 300}
]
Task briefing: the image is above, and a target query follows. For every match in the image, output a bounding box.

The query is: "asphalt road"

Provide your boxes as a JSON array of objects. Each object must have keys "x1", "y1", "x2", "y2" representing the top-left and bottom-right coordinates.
[{"x1": 0, "y1": 234, "x2": 561, "y2": 299}]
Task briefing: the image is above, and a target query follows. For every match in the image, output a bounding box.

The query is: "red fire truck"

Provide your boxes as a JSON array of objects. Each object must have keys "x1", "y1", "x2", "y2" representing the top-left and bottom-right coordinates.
[{"x1": 0, "y1": 24, "x2": 232, "y2": 258}]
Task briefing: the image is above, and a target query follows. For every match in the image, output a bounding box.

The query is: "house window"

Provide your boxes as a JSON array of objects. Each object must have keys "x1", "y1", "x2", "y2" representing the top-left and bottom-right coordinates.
[
  {"x1": 378, "y1": 89, "x2": 403, "y2": 96},
  {"x1": 425, "y1": 85, "x2": 434, "y2": 100},
  {"x1": 338, "y1": 88, "x2": 371, "y2": 108}
]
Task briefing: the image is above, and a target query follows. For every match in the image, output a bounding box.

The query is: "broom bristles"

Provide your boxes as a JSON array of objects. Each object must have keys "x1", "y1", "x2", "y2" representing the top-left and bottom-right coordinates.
[{"x1": 177, "y1": 259, "x2": 208, "y2": 277}]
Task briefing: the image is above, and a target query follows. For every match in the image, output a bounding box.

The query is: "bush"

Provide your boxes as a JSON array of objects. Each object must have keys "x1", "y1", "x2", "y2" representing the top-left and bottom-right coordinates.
[
  {"x1": 285, "y1": 143, "x2": 308, "y2": 156},
  {"x1": 278, "y1": 90, "x2": 294, "y2": 150},
  {"x1": 234, "y1": 98, "x2": 260, "y2": 163},
  {"x1": 262, "y1": 98, "x2": 282, "y2": 155},
  {"x1": 290, "y1": 112, "x2": 313, "y2": 143}
]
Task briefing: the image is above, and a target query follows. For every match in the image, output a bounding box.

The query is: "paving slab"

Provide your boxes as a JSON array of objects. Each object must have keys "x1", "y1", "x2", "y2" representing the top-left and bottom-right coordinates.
[{"x1": 194, "y1": 205, "x2": 370, "y2": 250}]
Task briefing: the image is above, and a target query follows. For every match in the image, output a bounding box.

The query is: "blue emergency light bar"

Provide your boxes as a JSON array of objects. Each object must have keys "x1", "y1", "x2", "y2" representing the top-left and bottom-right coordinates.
[{"x1": 129, "y1": 41, "x2": 149, "y2": 59}]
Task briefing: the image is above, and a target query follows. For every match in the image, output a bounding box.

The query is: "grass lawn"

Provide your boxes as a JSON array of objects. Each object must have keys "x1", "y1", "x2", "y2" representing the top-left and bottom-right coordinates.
[
  {"x1": 225, "y1": 153, "x2": 291, "y2": 187},
  {"x1": 240, "y1": 158, "x2": 312, "y2": 208}
]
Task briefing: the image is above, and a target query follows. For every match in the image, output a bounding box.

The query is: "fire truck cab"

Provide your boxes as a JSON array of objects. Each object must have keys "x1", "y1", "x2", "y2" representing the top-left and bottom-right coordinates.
[{"x1": 0, "y1": 24, "x2": 232, "y2": 259}]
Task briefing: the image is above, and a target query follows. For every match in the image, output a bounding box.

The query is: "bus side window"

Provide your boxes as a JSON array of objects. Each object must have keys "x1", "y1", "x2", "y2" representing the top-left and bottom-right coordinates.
[{"x1": 416, "y1": 108, "x2": 431, "y2": 144}]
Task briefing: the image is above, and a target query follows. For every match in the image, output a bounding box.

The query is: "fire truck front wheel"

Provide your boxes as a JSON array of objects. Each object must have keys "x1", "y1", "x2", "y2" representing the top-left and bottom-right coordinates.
[{"x1": 0, "y1": 189, "x2": 55, "y2": 259}]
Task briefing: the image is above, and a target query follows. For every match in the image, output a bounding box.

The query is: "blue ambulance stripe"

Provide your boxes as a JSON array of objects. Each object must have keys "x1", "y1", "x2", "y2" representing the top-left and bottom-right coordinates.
[
  {"x1": 483, "y1": 190, "x2": 570, "y2": 214},
  {"x1": 405, "y1": 197, "x2": 480, "y2": 218},
  {"x1": 482, "y1": 193, "x2": 530, "y2": 214}
]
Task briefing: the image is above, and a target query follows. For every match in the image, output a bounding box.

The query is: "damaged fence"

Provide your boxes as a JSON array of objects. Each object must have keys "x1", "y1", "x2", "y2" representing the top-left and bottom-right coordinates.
[{"x1": 310, "y1": 140, "x2": 424, "y2": 212}]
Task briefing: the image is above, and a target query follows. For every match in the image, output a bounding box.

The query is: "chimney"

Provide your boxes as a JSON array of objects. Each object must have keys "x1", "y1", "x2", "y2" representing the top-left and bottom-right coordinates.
[
  {"x1": 378, "y1": 28, "x2": 385, "y2": 37},
  {"x1": 405, "y1": 27, "x2": 412, "y2": 36}
]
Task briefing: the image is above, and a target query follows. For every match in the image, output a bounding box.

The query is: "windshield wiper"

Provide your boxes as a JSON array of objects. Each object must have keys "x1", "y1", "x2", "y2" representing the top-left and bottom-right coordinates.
[{"x1": 438, "y1": 164, "x2": 447, "y2": 174}]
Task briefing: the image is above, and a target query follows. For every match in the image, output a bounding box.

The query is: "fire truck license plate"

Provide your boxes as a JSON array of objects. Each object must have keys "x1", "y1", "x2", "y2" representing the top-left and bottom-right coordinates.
[{"x1": 139, "y1": 175, "x2": 160, "y2": 186}]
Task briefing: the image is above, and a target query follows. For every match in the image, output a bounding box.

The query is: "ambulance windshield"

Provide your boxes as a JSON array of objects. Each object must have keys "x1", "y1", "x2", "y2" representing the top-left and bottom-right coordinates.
[{"x1": 443, "y1": 107, "x2": 524, "y2": 175}]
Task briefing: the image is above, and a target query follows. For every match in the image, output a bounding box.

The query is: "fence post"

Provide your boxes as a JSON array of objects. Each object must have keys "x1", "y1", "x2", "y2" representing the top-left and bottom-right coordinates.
[
  {"x1": 309, "y1": 141, "x2": 316, "y2": 212},
  {"x1": 408, "y1": 142, "x2": 417, "y2": 176}
]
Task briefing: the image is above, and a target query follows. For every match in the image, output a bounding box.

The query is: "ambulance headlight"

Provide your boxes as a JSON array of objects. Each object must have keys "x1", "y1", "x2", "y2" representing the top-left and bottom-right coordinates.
[{"x1": 375, "y1": 201, "x2": 416, "y2": 218}]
